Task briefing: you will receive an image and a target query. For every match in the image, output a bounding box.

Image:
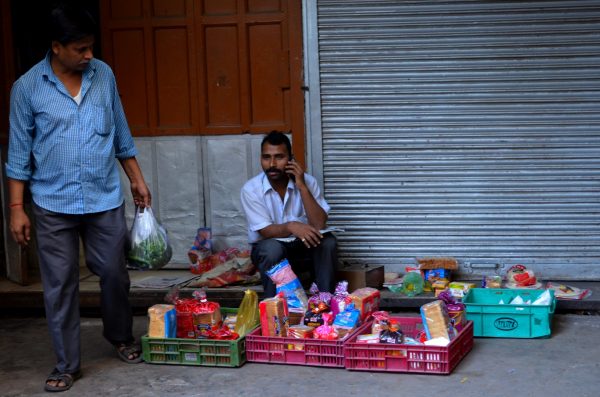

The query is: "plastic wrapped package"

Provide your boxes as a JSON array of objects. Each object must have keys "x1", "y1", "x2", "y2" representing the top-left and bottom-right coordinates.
[
  {"x1": 419, "y1": 300, "x2": 456, "y2": 342},
  {"x1": 173, "y1": 289, "x2": 222, "y2": 339},
  {"x1": 303, "y1": 282, "x2": 332, "y2": 327},
  {"x1": 188, "y1": 227, "x2": 213, "y2": 265},
  {"x1": 287, "y1": 325, "x2": 315, "y2": 350},
  {"x1": 401, "y1": 272, "x2": 424, "y2": 297},
  {"x1": 147, "y1": 304, "x2": 176, "y2": 338},
  {"x1": 330, "y1": 281, "x2": 352, "y2": 318},
  {"x1": 234, "y1": 289, "x2": 260, "y2": 337},
  {"x1": 438, "y1": 290, "x2": 466, "y2": 331},
  {"x1": 259, "y1": 293, "x2": 289, "y2": 337},
  {"x1": 314, "y1": 313, "x2": 338, "y2": 340},
  {"x1": 505, "y1": 264, "x2": 541, "y2": 288},
  {"x1": 266, "y1": 259, "x2": 308, "y2": 312},
  {"x1": 187, "y1": 248, "x2": 259, "y2": 288},
  {"x1": 223, "y1": 314, "x2": 237, "y2": 332},
  {"x1": 288, "y1": 325, "x2": 314, "y2": 339},
  {"x1": 370, "y1": 311, "x2": 390, "y2": 334},
  {"x1": 349, "y1": 287, "x2": 381, "y2": 321},
  {"x1": 332, "y1": 303, "x2": 360, "y2": 333},
  {"x1": 379, "y1": 320, "x2": 403, "y2": 344},
  {"x1": 307, "y1": 283, "x2": 333, "y2": 311}
]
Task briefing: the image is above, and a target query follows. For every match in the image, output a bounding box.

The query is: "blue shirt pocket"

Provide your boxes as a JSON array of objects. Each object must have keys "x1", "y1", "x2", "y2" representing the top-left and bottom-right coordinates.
[{"x1": 87, "y1": 104, "x2": 113, "y2": 136}]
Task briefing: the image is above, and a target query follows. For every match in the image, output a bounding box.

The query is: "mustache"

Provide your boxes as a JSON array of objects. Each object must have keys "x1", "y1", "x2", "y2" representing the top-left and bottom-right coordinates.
[{"x1": 266, "y1": 168, "x2": 282, "y2": 174}]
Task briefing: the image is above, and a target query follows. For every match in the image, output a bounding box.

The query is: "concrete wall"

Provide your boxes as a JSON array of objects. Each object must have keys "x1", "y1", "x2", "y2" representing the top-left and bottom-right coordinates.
[{"x1": 120, "y1": 135, "x2": 265, "y2": 268}]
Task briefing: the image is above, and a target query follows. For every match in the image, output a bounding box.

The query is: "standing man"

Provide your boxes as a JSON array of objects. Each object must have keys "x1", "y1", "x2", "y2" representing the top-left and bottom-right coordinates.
[
  {"x1": 6, "y1": 4, "x2": 149, "y2": 392},
  {"x1": 241, "y1": 131, "x2": 337, "y2": 298}
]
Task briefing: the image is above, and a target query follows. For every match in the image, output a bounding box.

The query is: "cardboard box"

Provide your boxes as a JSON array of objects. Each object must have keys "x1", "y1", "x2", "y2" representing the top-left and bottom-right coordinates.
[
  {"x1": 417, "y1": 257, "x2": 458, "y2": 270},
  {"x1": 449, "y1": 282, "x2": 477, "y2": 298},
  {"x1": 336, "y1": 263, "x2": 384, "y2": 291}
]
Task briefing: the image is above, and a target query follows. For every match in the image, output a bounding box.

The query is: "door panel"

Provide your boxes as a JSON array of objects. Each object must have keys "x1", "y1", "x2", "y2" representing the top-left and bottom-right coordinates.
[
  {"x1": 153, "y1": 0, "x2": 186, "y2": 16},
  {"x1": 248, "y1": 23, "x2": 286, "y2": 127},
  {"x1": 202, "y1": 0, "x2": 237, "y2": 15},
  {"x1": 102, "y1": 0, "x2": 197, "y2": 136},
  {"x1": 108, "y1": 0, "x2": 143, "y2": 19},
  {"x1": 248, "y1": 0, "x2": 282, "y2": 13},
  {"x1": 203, "y1": 25, "x2": 242, "y2": 128},
  {"x1": 154, "y1": 27, "x2": 193, "y2": 127},
  {"x1": 111, "y1": 30, "x2": 149, "y2": 129}
]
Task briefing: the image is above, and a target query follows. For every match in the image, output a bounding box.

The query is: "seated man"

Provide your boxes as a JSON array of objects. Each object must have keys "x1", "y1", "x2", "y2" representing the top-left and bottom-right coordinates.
[{"x1": 241, "y1": 131, "x2": 337, "y2": 297}]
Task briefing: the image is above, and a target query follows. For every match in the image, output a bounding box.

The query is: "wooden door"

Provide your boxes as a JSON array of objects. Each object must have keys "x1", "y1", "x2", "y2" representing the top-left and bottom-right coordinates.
[
  {"x1": 101, "y1": 0, "x2": 305, "y2": 157},
  {"x1": 101, "y1": 0, "x2": 199, "y2": 136}
]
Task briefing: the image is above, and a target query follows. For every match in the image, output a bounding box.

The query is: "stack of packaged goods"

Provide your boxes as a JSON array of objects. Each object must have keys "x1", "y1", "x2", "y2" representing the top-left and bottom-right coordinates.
[
  {"x1": 246, "y1": 259, "x2": 381, "y2": 367},
  {"x1": 173, "y1": 289, "x2": 235, "y2": 340},
  {"x1": 344, "y1": 296, "x2": 474, "y2": 374},
  {"x1": 142, "y1": 288, "x2": 260, "y2": 367}
]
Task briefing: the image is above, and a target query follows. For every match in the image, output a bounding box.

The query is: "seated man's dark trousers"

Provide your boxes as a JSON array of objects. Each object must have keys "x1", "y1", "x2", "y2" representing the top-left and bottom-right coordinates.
[{"x1": 251, "y1": 233, "x2": 338, "y2": 297}]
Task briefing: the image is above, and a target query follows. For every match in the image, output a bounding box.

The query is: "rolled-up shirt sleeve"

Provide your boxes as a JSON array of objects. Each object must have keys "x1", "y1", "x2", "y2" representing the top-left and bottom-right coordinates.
[
  {"x1": 6, "y1": 81, "x2": 34, "y2": 181},
  {"x1": 307, "y1": 176, "x2": 330, "y2": 213},
  {"x1": 110, "y1": 74, "x2": 137, "y2": 159}
]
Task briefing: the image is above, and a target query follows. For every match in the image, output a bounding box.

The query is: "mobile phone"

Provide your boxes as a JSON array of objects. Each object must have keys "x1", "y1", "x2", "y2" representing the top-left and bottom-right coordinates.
[{"x1": 288, "y1": 155, "x2": 296, "y2": 182}]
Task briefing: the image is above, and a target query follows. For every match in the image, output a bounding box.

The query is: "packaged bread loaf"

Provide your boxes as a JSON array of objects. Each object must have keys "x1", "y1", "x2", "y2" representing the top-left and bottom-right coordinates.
[
  {"x1": 287, "y1": 325, "x2": 314, "y2": 350},
  {"x1": 349, "y1": 287, "x2": 381, "y2": 321},
  {"x1": 259, "y1": 293, "x2": 289, "y2": 337},
  {"x1": 419, "y1": 300, "x2": 453, "y2": 341},
  {"x1": 148, "y1": 304, "x2": 176, "y2": 338}
]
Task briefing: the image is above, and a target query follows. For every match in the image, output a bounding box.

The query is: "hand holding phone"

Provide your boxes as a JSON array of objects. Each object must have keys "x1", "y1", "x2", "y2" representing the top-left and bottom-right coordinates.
[{"x1": 287, "y1": 155, "x2": 296, "y2": 182}]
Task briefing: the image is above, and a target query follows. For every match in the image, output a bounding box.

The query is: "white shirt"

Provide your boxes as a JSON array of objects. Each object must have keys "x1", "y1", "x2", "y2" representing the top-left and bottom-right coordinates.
[{"x1": 240, "y1": 172, "x2": 330, "y2": 243}]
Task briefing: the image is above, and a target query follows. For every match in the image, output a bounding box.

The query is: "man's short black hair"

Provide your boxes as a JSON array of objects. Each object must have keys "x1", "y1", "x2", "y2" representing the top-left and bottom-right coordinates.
[
  {"x1": 261, "y1": 131, "x2": 292, "y2": 157},
  {"x1": 49, "y1": 3, "x2": 97, "y2": 45}
]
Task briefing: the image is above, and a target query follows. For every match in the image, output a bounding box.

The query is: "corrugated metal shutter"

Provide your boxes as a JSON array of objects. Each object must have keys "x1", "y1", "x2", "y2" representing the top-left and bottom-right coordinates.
[{"x1": 317, "y1": 0, "x2": 600, "y2": 278}]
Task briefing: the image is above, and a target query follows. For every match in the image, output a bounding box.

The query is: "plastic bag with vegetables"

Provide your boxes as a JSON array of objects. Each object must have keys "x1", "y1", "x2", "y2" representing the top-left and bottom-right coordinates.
[{"x1": 127, "y1": 207, "x2": 173, "y2": 270}]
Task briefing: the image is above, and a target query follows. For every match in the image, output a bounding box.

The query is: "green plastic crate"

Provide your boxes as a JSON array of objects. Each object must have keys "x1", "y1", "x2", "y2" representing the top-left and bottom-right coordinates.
[
  {"x1": 142, "y1": 307, "x2": 248, "y2": 367},
  {"x1": 463, "y1": 288, "x2": 556, "y2": 338}
]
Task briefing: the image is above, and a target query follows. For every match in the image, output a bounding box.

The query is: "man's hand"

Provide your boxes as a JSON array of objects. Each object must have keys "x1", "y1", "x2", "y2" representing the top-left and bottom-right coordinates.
[
  {"x1": 130, "y1": 181, "x2": 152, "y2": 208},
  {"x1": 288, "y1": 221, "x2": 323, "y2": 248},
  {"x1": 119, "y1": 157, "x2": 152, "y2": 208},
  {"x1": 10, "y1": 208, "x2": 31, "y2": 246},
  {"x1": 285, "y1": 158, "x2": 306, "y2": 186}
]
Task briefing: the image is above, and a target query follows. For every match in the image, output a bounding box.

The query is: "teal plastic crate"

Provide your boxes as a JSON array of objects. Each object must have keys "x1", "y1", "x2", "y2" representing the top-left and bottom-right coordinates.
[{"x1": 463, "y1": 288, "x2": 556, "y2": 338}]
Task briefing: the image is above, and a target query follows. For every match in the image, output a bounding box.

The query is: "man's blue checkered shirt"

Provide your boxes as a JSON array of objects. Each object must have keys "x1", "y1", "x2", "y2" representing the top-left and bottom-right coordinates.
[{"x1": 6, "y1": 52, "x2": 137, "y2": 214}]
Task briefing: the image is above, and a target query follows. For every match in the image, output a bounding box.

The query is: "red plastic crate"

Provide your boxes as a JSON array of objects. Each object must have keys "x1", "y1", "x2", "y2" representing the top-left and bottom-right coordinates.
[
  {"x1": 245, "y1": 326, "x2": 357, "y2": 368},
  {"x1": 344, "y1": 316, "x2": 474, "y2": 374}
]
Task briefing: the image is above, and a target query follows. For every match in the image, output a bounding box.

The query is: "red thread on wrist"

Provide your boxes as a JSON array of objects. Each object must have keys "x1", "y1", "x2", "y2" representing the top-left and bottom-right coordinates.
[{"x1": 9, "y1": 203, "x2": 23, "y2": 208}]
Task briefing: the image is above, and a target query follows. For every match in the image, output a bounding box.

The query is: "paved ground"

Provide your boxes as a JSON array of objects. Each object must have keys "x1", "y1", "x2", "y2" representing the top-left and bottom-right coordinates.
[{"x1": 0, "y1": 313, "x2": 598, "y2": 397}]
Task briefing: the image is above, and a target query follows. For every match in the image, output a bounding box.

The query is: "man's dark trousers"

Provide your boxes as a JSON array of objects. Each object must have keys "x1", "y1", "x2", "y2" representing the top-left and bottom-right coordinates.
[
  {"x1": 251, "y1": 233, "x2": 338, "y2": 297},
  {"x1": 33, "y1": 203, "x2": 134, "y2": 374}
]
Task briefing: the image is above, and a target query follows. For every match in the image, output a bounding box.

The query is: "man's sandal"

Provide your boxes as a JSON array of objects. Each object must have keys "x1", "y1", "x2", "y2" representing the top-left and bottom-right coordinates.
[
  {"x1": 115, "y1": 342, "x2": 144, "y2": 364},
  {"x1": 44, "y1": 368, "x2": 82, "y2": 392}
]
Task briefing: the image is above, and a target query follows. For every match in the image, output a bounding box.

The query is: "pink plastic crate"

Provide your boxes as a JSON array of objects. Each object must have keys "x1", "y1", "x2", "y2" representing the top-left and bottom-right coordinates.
[
  {"x1": 245, "y1": 326, "x2": 355, "y2": 368},
  {"x1": 344, "y1": 316, "x2": 474, "y2": 374}
]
